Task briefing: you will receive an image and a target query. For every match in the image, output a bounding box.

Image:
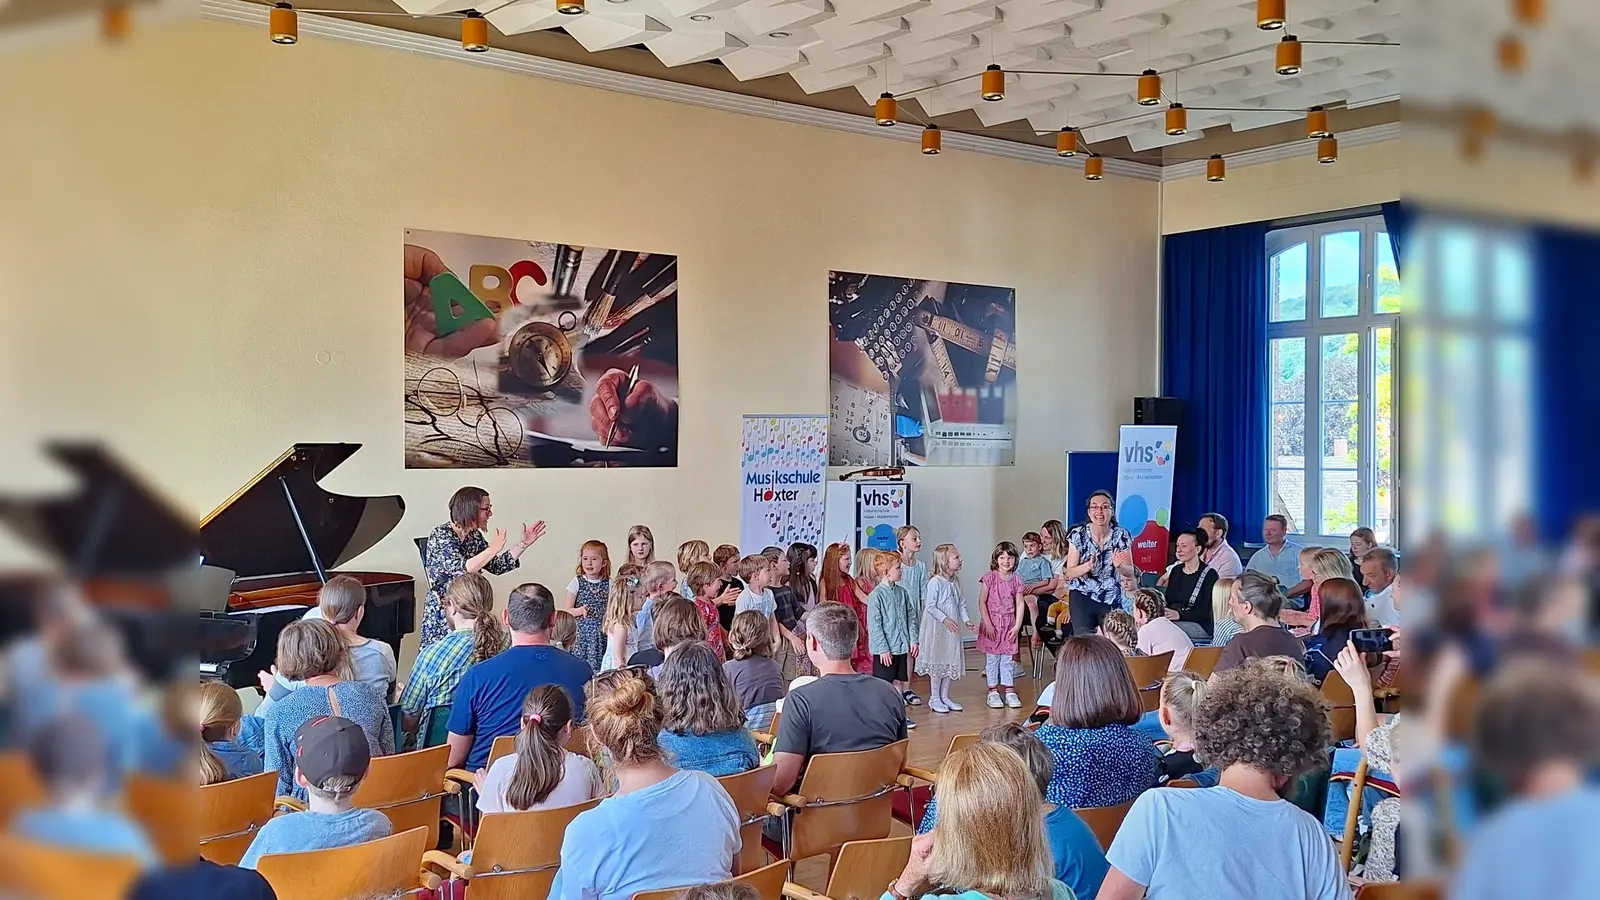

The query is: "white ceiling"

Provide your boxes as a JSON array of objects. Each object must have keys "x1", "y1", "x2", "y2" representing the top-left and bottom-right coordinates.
[{"x1": 393, "y1": 0, "x2": 1401, "y2": 152}]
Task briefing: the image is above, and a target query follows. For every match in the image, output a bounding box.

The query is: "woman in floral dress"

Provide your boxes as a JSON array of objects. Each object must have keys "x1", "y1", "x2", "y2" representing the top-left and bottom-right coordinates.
[{"x1": 420, "y1": 487, "x2": 544, "y2": 648}]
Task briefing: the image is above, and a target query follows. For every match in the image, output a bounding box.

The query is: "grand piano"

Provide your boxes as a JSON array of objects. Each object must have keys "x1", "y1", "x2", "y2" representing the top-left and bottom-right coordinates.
[{"x1": 199, "y1": 443, "x2": 415, "y2": 689}]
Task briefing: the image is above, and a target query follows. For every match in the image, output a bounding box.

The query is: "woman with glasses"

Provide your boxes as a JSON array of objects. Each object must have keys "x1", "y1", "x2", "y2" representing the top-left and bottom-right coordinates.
[
  {"x1": 1061, "y1": 491, "x2": 1135, "y2": 636},
  {"x1": 420, "y1": 486, "x2": 545, "y2": 648}
]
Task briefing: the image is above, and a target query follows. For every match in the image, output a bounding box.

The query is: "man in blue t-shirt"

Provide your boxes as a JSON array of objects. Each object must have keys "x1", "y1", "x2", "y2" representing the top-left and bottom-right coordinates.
[{"x1": 447, "y1": 582, "x2": 594, "y2": 772}]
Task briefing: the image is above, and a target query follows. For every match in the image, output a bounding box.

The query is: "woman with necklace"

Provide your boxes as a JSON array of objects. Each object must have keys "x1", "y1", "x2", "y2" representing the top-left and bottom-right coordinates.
[
  {"x1": 419, "y1": 486, "x2": 545, "y2": 648},
  {"x1": 1061, "y1": 491, "x2": 1134, "y2": 636}
]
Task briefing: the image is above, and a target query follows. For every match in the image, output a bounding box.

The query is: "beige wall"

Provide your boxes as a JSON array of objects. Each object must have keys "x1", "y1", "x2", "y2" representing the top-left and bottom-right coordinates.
[
  {"x1": 0, "y1": 20, "x2": 1158, "y2": 632},
  {"x1": 1160, "y1": 139, "x2": 1400, "y2": 234}
]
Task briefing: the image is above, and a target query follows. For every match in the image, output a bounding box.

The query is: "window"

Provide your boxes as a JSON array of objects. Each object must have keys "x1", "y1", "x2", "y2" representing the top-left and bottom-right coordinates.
[{"x1": 1267, "y1": 216, "x2": 1399, "y2": 543}]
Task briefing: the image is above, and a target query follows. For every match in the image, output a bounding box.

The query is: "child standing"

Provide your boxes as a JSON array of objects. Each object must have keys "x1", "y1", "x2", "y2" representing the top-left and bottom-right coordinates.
[
  {"x1": 977, "y1": 542, "x2": 1024, "y2": 709},
  {"x1": 734, "y1": 554, "x2": 780, "y2": 653},
  {"x1": 601, "y1": 569, "x2": 644, "y2": 671},
  {"x1": 561, "y1": 540, "x2": 612, "y2": 672},
  {"x1": 686, "y1": 561, "x2": 737, "y2": 660},
  {"x1": 866, "y1": 551, "x2": 919, "y2": 720},
  {"x1": 896, "y1": 526, "x2": 929, "y2": 704},
  {"x1": 633, "y1": 560, "x2": 679, "y2": 655},
  {"x1": 676, "y1": 540, "x2": 711, "y2": 598},
  {"x1": 916, "y1": 543, "x2": 971, "y2": 714},
  {"x1": 239, "y1": 716, "x2": 392, "y2": 869},
  {"x1": 821, "y1": 543, "x2": 872, "y2": 674}
]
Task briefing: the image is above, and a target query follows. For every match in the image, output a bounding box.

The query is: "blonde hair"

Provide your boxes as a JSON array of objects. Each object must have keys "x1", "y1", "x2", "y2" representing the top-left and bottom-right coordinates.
[
  {"x1": 926, "y1": 743, "x2": 1054, "y2": 900},
  {"x1": 930, "y1": 543, "x2": 960, "y2": 579},
  {"x1": 586, "y1": 667, "x2": 665, "y2": 766},
  {"x1": 896, "y1": 525, "x2": 921, "y2": 555},
  {"x1": 550, "y1": 610, "x2": 577, "y2": 649},
  {"x1": 1211, "y1": 577, "x2": 1237, "y2": 629},
  {"x1": 317, "y1": 575, "x2": 367, "y2": 625},
  {"x1": 277, "y1": 618, "x2": 351, "y2": 681},
  {"x1": 1160, "y1": 670, "x2": 1209, "y2": 738},
  {"x1": 602, "y1": 568, "x2": 645, "y2": 635},
  {"x1": 727, "y1": 610, "x2": 773, "y2": 660},
  {"x1": 641, "y1": 560, "x2": 677, "y2": 596},
  {"x1": 444, "y1": 572, "x2": 505, "y2": 664},
  {"x1": 1099, "y1": 610, "x2": 1138, "y2": 654},
  {"x1": 626, "y1": 525, "x2": 656, "y2": 563},
  {"x1": 199, "y1": 681, "x2": 243, "y2": 786},
  {"x1": 1309, "y1": 547, "x2": 1355, "y2": 582},
  {"x1": 737, "y1": 554, "x2": 771, "y2": 583},
  {"x1": 852, "y1": 548, "x2": 878, "y2": 585},
  {"x1": 871, "y1": 550, "x2": 900, "y2": 579},
  {"x1": 677, "y1": 540, "x2": 711, "y2": 573},
  {"x1": 576, "y1": 540, "x2": 613, "y2": 580}
]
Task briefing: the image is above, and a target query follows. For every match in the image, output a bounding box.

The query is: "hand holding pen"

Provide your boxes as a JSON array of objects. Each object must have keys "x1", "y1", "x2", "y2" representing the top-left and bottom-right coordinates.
[{"x1": 590, "y1": 366, "x2": 677, "y2": 448}]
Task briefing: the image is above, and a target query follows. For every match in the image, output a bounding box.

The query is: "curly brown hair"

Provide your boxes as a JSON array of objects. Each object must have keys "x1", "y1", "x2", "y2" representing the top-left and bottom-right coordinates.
[
  {"x1": 658, "y1": 642, "x2": 746, "y2": 735},
  {"x1": 1193, "y1": 658, "x2": 1332, "y2": 778}
]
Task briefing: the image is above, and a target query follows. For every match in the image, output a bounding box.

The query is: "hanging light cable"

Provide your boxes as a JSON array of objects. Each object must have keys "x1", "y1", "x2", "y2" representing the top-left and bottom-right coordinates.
[
  {"x1": 1056, "y1": 128, "x2": 1079, "y2": 157},
  {"x1": 1257, "y1": 0, "x2": 1286, "y2": 30},
  {"x1": 922, "y1": 124, "x2": 942, "y2": 155},
  {"x1": 1276, "y1": 34, "x2": 1302, "y2": 75},
  {"x1": 270, "y1": 3, "x2": 298, "y2": 44},
  {"x1": 1137, "y1": 70, "x2": 1161, "y2": 106},
  {"x1": 461, "y1": 11, "x2": 489, "y2": 52}
]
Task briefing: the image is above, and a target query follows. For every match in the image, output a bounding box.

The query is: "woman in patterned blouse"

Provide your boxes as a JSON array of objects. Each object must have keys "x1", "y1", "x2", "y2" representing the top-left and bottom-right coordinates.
[
  {"x1": 420, "y1": 486, "x2": 545, "y2": 648},
  {"x1": 1033, "y1": 635, "x2": 1159, "y2": 809},
  {"x1": 1062, "y1": 490, "x2": 1135, "y2": 636}
]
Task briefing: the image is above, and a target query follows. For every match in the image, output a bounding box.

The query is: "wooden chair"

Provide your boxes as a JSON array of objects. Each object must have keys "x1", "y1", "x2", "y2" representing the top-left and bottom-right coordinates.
[
  {"x1": 486, "y1": 733, "x2": 518, "y2": 768},
  {"x1": 124, "y1": 774, "x2": 197, "y2": 866},
  {"x1": 1341, "y1": 757, "x2": 1371, "y2": 872},
  {"x1": 423, "y1": 798, "x2": 599, "y2": 900},
  {"x1": 199, "y1": 769, "x2": 278, "y2": 865},
  {"x1": 1356, "y1": 883, "x2": 1442, "y2": 900},
  {"x1": 1074, "y1": 799, "x2": 1136, "y2": 851},
  {"x1": 1125, "y1": 651, "x2": 1174, "y2": 713},
  {"x1": 351, "y1": 745, "x2": 454, "y2": 848},
  {"x1": 718, "y1": 764, "x2": 783, "y2": 875},
  {"x1": 255, "y1": 825, "x2": 437, "y2": 900},
  {"x1": 1183, "y1": 646, "x2": 1223, "y2": 678},
  {"x1": 752, "y1": 710, "x2": 781, "y2": 750},
  {"x1": 894, "y1": 734, "x2": 972, "y2": 828},
  {"x1": 782, "y1": 836, "x2": 912, "y2": 900},
  {"x1": 1322, "y1": 669, "x2": 1358, "y2": 744},
  {"x1": 0, "y1": 752, "x2": 46, "y2": 827},
  {"x1": 772, "y1": 740, "x2": 911, "y2": 875},
  {"x1": 632, "y1": 858, "x2": 790, "y2": 900},
  {"x1": 0, "y1": 834, "x2": 143, "y2": 900},
  {"x1": 1165, "y1": 778, "x2": 1201, "y2": 788}
]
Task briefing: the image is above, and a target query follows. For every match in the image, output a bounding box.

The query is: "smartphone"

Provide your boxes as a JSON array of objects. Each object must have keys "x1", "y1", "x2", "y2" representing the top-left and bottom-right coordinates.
[{"x1": 1350, "y1": 628, "x2": 1395, "y2": 653}]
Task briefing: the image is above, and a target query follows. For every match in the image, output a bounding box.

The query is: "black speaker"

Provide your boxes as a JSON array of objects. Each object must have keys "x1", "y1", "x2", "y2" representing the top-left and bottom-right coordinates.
[{"x1": 1134, "y1": 396, "x2": 1182, "y2": 426}]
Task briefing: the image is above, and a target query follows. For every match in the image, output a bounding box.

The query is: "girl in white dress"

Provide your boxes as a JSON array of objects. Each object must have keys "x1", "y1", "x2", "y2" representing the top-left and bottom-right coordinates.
[
  {"x1": 601, "y1": 569, "x2": 644, "y2": 671},
  {"x1": 916, "y1": 543, "x2": 972, "y2": 714}
]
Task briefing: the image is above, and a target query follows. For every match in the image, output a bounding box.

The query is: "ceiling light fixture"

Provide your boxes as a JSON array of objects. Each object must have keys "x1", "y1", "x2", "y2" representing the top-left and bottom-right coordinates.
[
  {"x1": 1084, "y1": 154, "x2": 1104, "y2": 180},
  {"x1": 1207, "y1": 154, "x2": 1226, "y2": 182},
  {"x1": 270, "y1": 3, "x2": 297, "y2": 44},
  {"x1": 103, "y1": 2, "x2": 131, "y2": 41},
  {"x1": 875, "y1": 93, "x2": 898, "y2": 126},
  {"x1": 768, "y1": 31, "x2": 790, "y2": 38},
  {"x1": 1276, "y1": 35, "x2": 1302, "y2": 75},
  {"x1": 1513, "y1": 0, "x2": 1545, "y2": 27},
  {"x1": 557, "y1": 0, "x2": 586, "y2": 15},
  {"x1": 1136, "y1": 70, "x2": 1161, "y2": 106},
  {"x1": 981, "y1": 65, "x2": 1005, "y2": 101},
  {"x1": 1056, "y1": 128, "x2": 1079, "y2": 157},
  {"x1": 1257, "y1": 0, "x2": 1286, "y2": 30},
  {"x1": 689, "y1": 13, "x2": 713, "y2": 20},
  {"x1": 1576, "y1": 149, "x2": 1594, "y2": 182},
  {"x1": 1165, "y1": 103, "x2": 1187, "y2": 136},
  {"x1": 1306, "y1": 105, "x2": 1330, "y2": 139},
  {"x1": 1497, "y1": 33, "x2": 1525, "y2": 73},
  {"x1": 921, "y1": 124, "x2": 942, "y2": 155},
  {"x1": 461, "y1": 11, "x2": 489, "y2": 52},
  {"x1": 1318, "y1": 136, "x2": 1339, "y2": 164}
]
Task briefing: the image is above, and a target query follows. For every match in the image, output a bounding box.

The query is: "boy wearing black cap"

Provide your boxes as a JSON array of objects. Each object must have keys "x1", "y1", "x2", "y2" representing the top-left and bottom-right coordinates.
[{"x1": 239, "y1": 715, "x2": 391, "y2": 870}]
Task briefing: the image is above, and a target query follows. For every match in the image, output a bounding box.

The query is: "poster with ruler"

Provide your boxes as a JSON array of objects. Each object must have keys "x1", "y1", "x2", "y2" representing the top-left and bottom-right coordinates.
[{"x1": 827, "y1": 271, "x2": 1017, "y2": 467}]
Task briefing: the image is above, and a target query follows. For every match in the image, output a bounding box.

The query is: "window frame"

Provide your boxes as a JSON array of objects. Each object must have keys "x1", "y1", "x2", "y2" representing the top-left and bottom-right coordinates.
[{"x1": 1265, "y1": 214, "x2": 1400, "y2": 545}]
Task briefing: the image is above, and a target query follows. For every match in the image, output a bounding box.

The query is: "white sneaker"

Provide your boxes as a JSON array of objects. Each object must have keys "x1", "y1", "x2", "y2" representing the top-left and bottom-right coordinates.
[
  {"x1": 928, "y1": 699, "x2": 950, "y2": 714},
  {"x1": 986, "y1": 691, "x2": 1003, "y2": 709},
  {"x1": 1004, "y1": 691, "x2": 1022, "y2": 708},
  {"x1": 904, "y1": 717, "x2": 917, "y2": 730},
  {"x1": 943, "y1": 698, "x2": 964, "y2": 712}
]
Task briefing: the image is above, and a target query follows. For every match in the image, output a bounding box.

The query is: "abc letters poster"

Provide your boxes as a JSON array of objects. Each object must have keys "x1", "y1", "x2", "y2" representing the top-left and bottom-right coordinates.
[
  {"x1": 740, "y1": 416, "x2": 828, "y2": 552},
  {"x1": 1115, "y1": 425, "x2": 1178, "y2": 572}
]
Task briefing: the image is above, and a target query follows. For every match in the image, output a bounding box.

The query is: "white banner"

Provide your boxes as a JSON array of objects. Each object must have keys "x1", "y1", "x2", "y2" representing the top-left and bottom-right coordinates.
[
  {"x1": 1115, "y1": 425, "x2": 1178, "y2": 573},
  {"x1": 740, "y1": 416, "x2": 828, "y2": 551}
]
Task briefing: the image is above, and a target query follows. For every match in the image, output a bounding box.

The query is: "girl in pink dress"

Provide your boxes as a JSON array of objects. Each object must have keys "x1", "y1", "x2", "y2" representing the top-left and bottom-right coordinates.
[{"x1": 977, "y1": 542, "x2": 1025, "y2": 709}]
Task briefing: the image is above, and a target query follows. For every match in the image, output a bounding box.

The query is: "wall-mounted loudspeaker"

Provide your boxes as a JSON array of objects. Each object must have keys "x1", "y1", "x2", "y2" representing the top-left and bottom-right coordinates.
[{"x1": 1133, "y1": 396, "x2": 1182, "y2": 426}]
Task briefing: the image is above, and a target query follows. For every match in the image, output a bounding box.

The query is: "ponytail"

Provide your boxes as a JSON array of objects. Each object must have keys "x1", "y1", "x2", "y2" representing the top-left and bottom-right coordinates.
[
  {"x1": 444, "y1": 573, "x2": 504, "y2": 663},
  {"x1": 505, "y1": 684, "x2": 574, "y2": 811},
  {"x1": 199, "y1": 743, "x2": 228, "y2": 786}
]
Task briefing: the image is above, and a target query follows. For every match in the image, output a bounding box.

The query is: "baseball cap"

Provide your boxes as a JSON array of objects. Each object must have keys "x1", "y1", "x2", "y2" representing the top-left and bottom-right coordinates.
[{"x1": 293, "y1": 715, "x2": 370, "y2": 790}]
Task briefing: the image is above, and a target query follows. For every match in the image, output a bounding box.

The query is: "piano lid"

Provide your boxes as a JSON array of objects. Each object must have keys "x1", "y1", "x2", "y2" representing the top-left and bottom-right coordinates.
[
  {"x1": 0, "y1": 443, "x2": 198, "y2": 577},
  {"x1": 199, "y1": 443, "x2": 405, "y2": 580}
]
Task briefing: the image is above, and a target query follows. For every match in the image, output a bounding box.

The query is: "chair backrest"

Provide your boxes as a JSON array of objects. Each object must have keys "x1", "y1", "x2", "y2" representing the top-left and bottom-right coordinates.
[
  {"x1": 488, "y1": 733, "x2": 518, "y2": 768},
  {"x1": 125, "y1": 774, "x2": 197, "y2": 867},
  {"x1": 824, "y1": 836, "x2": 913, "y2": 900},
  {"x1": 568, "y1": 724, "x2": 594, "y2": 758},
  {"x1": 1321, "y1": 670, "x2": 1357, "y2": 743},
  {"x1": 1340, "y1": 757, "x2": 1371, "y2": 872},
  {"x1": 790, "y1": 739, "x2": 910, "y2": 864},
  {"x1": 717, "y1": 764, "x2": 779, "y2": 875},
  {"x1": 0, "y1": 833, "x2": 142, "y2": 900},
  {"x1": 630, "y1": 858, "x2": 790, "y2": 900},
  {"x1": 1355, "y1": 883, "x2": 1443, "y2": 900},
  {"x1": 1165, "y1": 778, "x2": 1200, "y2": 788},
  {"x1": 350, "y1": 745, "x2": 450, "y2": 847},
  {"x1": 256, "y1": 825, "x2": 429, "y2": 900},
  {"x1": 945, "y1": 734, "x2": 979, "y2": 758},
  {"x1": 0, "y1": 752, "x2": 46, "y2": 828},
  {"x1": 421, "y1": 705, "x2": 454, "y2": 748},
  {"x1": 466, "y1": 799, "x2": 600, "y2": 900},
  {"x1": 199, "y1": 769, "x2": 279, "y2": 865},
  {"x1": 1074, "y1": 799, "x2": 1136, "y2": 851},
  {"x1": 414, "y1": 537, "x2": 429, "y2": 566},
  {"x1": 1184, "y1": 646, "x2": 1223, "y2": 678},
  {"x1": 1126, "y1": 651, "x2": 1173, "y2": 713}
]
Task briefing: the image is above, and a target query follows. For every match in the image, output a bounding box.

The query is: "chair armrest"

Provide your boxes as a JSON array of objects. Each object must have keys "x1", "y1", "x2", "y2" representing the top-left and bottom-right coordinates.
[
  {"x1": 751, "y1": 730, "x2": 776, "y2": 747},
  {"x1": 894, "y1": 774, "x2": 920, "y2": 790},
  {"x1": 444, "y1": 769, "x2": 478, "y2": 788},
  {"x1": 774, "y1": 793, "x2": 808, "y2": 809},
  {"x1": 782, "y1": 882, "x2": 832, "y2": 900},
  {"x1": 418, "y1": 870, "x2": 441, "y2": 892},
  {"x1": 274, "y1": 796, "x2": 307, "y2": 812},
  {"x1": 765, "y1": 801, "x2": 791, "y2": 819},
  {"x1": 422, "y1": 849, "x2": 473, "y2": 881},
  {"x1": 900, "y1": 766, "x2": 938, "y2": 784}
]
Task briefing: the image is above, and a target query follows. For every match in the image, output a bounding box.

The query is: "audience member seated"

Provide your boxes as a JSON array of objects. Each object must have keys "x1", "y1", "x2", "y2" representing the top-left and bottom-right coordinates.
[
  {"x1": 474, "y1": 684, "x2": 602, "y2": 815},
  {"x1": 1033, "y1": 636, "x2": 1158, "y2": 809},
  {"x1": 398, "y1": 572, "x2": 506, "y2": 737},
  {"x1": 632, "y1": 596, "x2": 709, "y2": 673},
  {"x1": 1359, "y1": 548, "x2": 1401, "y2": 628},
  {"x1": 1208, "y1": 579, "x2": 1239, "y2": 648},
  {"x1": 550, "y1": 609, "x2": 578, "y2": 653},
  {"x1": 916, "y1": 724, "x2": 1109, "y2": 900},
  {"x1": 772, "y1": 603, "x2": 907, "y2": 796},
  {"x1": 1099, "y1": 660, "x2": 1347, "y2": 900},
  {"x1": 885, "y1": 743, "x2": 1078, "y2": 900},
  {"x1": 13, "y1": 713, "x2": 157, "y2": 867},
  {"x1": 723, "y1": 610, "x2": 783, "y2": 733},
  {"x1": 1245, "y1": 514, "x2": 1310, "y2": 600},
  {"x1": 18, "y1": 618, "x2": 154, "y2": 784},
  {"x1": 262, "y1": 619, "x2": 393, "y2": 801},
  {"x1": 1302, "y1": 577, "x2": 1385, "y2": 685},
  {"x1": 447, "y1": 583, "x2": 593, "y2": 773},
  {"x1": 129, "y1": 859, "x2": 278, "y2": 900},
  {"x1": 552, "y1": 668, "x2": 740, "y2": 900},
  {"x1": 1097, "y1": 610, "x2": 1142, "y2": 657},
  {"x1": 678, "y1": 883, "x2": 759, "y2": 900},
  {"x1": 1197, "y1": 513, "x2": 1242, "y2": 580},
  {"x1": 1116, "y1": 565, "x2": 1140, "y2": 615},
  {"x1": 1347, "y1": 527, "x2": 1376, "y2": 592},
  {"x1": 1156, "y1": 529, "x2": 1218, "y2": 643},
  {"x1": 1132, "y1": 590, "x2": 1193, "y2": 672},
  {"x1": 1282, "y1": 548, "x2": 1355, "y2": 633},
  {"x1": 1326, "y1": 643, "x2": 1400, "y2": 886},
  {"x1": 264, "y1": 576, "x2": 397, "y2": 715},
  {"x1": 1213, "y1": 574, "x2": 1305, "y2": 677},
  {"x1": 1450, "y1": 659, "x2": 1600, "y2": 900},
  {"x1": 239, "y1": 716, "x2": 392, "y2": 870},
  {"x1": 201, "y1": 680, "x2": 262, "y2": 784},
  {"x1": 657, "y1": 641, "x2": 761, "y2": 777},
  {"x1": 1154, "y1": 672, "x2": 1211, "y2": 786}
]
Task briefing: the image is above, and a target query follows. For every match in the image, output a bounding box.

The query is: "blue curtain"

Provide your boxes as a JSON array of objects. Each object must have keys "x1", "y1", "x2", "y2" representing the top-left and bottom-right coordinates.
[
  {"x1": 1380, "y1": 201, "x2": 1410, "y2": 274},
  {"x1": 1162, "y1": 223, "x2": 1270, "y2": 544},
  {"x1": 1533, "y1": 224, "x2": 1600, "y2": 540}
]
